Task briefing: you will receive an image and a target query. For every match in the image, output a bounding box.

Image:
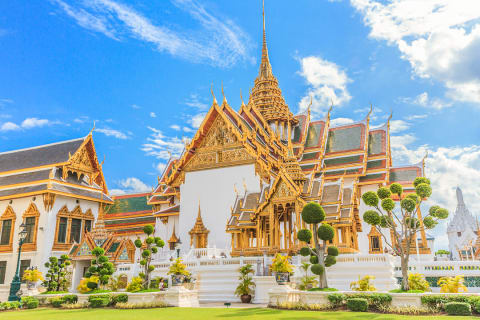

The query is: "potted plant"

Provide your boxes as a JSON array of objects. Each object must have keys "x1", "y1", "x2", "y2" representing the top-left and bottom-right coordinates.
[
  {"x1": 235, "y1": 264, "x2": 255, "y2": 303},
  {"x1": 22, "y1": 268, "x2": 44, "y2": 290},
  {"x1": 298, "y1": 262, "x2": 317, "y2": 290},
  {"x1": 270, "y1": 253, "x2": 293, "y2": 285},
  {"x1": 167, "y1": 258, "x2": 190, "y2": 286}
]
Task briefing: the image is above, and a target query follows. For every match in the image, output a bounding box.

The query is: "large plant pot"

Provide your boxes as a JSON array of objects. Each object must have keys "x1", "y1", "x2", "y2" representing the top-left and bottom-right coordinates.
[
  {"x1": 171, "y1": 274, "x2": 185, "y2": 286},
  {"x1": 240, "y1": 294, "x2": 252, "y2": 303},
  {"x1": 275, "y1": 272, "x2": 289, "y2": 285}
]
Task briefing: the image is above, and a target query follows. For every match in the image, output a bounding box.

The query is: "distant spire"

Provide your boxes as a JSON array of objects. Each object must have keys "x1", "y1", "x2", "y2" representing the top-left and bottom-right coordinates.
[
  {"x1": 259, "y1": 0, "x2": 273, "y2": 79},
  {"x1": 456, "y1": 187, "x2": 465, "y2": 207}
]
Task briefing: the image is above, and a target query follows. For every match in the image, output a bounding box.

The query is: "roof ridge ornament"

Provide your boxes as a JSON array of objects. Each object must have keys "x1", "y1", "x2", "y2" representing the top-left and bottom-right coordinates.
[
  {"x1": 240, "y1": 89, "x2": 245, "y2": 107},
  {"x1": 221, "y1": 81, "x2": 227, "y2": 104},
  {"x1": 211, "y1": 83, "x2": 217, "y2": 105},
  {"x1": 89, "y1": 121, "x2": 96, "y2": 136}
]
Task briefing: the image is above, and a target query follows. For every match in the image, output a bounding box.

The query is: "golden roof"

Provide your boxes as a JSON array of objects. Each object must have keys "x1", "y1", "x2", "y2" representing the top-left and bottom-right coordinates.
[
  {"x1": 283, "y1": 148, "x2": 306, "y2": 185},
  {"x1": 189, "y1": 204, "x2": 210, "y2": 235},
  {"x1": 168, "y1": 224, "x2": 179, "y2": 243},
  {"x1": 249, "y1": 1, "x2": 297, "y2": 125}
]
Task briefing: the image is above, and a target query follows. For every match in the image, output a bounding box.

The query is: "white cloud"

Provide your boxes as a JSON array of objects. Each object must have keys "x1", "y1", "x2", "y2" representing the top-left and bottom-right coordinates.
[
  {"x1": 74, "y1": 116, "x2": 89, "y2": 123},
  {"x1": 21, "y1": 118, "x2": 50, "y2": 129},
  {"x1": 0, "y1": 98, "x2": 13, "y2": 107},
  {"x1": 351, "y1": 0, "x2": 480, "y2": 104},
  {"x1": 95, "y1": 127, "x2": 128, "y2": 139},
  {"x1": 110, "y1": 177, "x2": 151, "y2": 195},
  {"x1": 170, "y1": 124, "x2": 181, "y2": 131},
  {"x1": 131, "y1": 104, "x2": 141, "y2": 109},
  {"x1": 150, "y1": 112, "x2": 156, "y2": 118},
  {"x1": 185, "y1": 94, "x2": 209, "y2": 110},
  {"x1": 156, "y1": 162, "x2": 167, "y2": 173},
  {"x1": 0, "y1": 122, "x2": 21, "y2": 132},
  {"x1": 188, "y1": 113, "x2": 206, "y2": 128},
  {"x1": 400, "y1": 92, "x2": 452, "y2": 109},
  {"x1": 389, "y1": 119, "x2": 409, "y2": 133},
  {"x1": 391, "y1": 143, "x2": 480, "y2": 250},
  {"x1": 390, "y1": 134, "x2": 416, "y2": 147},
  {"x1": 330, "y1": 117, "x2": 354, "y2": 127},
  {"x1": 141, "y1": 126, "x2": 185, "y2": 160},
  {"x1": 183, "y1": 127, "x2": 194, "y2": 133},
  {"x1": 298, "y1": 56, "x2": 352, "y2": 115},
  {"x1": 405, "y1": 114, "x2": 428, "y2": 121},
  {"x1": 54, "y1": 0, "x2": 253, "y2": 68}
]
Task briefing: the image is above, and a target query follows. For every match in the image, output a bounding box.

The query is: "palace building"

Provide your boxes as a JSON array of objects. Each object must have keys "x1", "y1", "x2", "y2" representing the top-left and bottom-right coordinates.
[{"x1": 148, "y1": 7, "x2": 431, "y2": 259}]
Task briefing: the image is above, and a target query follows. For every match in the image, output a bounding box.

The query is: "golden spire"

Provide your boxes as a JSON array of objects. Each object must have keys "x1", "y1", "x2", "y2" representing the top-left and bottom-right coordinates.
[{"x1": 259, "y1": 0, "x2": 273, "y2": 79}]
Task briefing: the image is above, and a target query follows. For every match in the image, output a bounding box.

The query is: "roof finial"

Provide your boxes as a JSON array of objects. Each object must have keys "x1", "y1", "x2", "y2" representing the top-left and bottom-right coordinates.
[
  {"x1": 259, "y1": 0, "x2": 273, "y2": 79},
  {"x1": 89, "y1": 121, "x2": 96, "y2": 136},
  {"x1": 327, "y1": 100, "x2": 333, "y2": 120},
  {"x1": 388, "y1": 109, "x2": 393, "y2": 122},
  {"x1": 221, "y1": 81, "x2": 227, "y2": 104},
  {"x1": 367, "y1": 103, "x2": 373, "y2": 119},
  {"x1": 211, "y1": 83, "x2": 217, "y2": 104},
  {"x1": 240, "y1": 89, "x2": 245, "y2": 107}
]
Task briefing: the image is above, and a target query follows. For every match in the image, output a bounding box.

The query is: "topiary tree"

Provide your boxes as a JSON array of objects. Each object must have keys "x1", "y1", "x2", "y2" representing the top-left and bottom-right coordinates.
[
  {"x1": 85, "y1": 247, "x2": 115, "y2": 290},
  {"x1": 134, "y1": 224, "x2": 165, "y2": 289},
  {"x1": 362, "y1": 177, "x2": 449, "y2": 291},
  {"x1": 297, "y1": 202, "x2": 339, "y2": 289},
  {"x1": 42, "y1": 255, "x2": 71, "y2": 292}
]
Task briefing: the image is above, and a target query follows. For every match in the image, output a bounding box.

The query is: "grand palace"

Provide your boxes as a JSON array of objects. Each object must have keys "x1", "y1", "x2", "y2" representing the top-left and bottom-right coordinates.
[{"x1": 1, "y1": 3, "x2": 478, "y2": 301}]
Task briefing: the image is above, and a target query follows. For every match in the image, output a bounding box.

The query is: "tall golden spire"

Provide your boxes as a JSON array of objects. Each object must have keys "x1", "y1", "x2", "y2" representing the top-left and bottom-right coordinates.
[{"x1": 250, "y1": 0, "x2": 297, "y2": 137}]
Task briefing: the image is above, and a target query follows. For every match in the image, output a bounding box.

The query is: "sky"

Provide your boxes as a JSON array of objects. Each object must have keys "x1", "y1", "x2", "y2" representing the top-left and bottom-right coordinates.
[{"x1": 1, "y1": 0, "x2": 480, "y2": 250}]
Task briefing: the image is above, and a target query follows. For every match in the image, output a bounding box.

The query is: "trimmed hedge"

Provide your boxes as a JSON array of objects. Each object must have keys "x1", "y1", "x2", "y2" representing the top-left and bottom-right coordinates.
[
  {"x1": 327, "y1": 293, "x2": 345, "y2": 308},
  {"x1": 63, "y1": 294, "x2": 78, "y2": 304},
  {"x1": 88, "y1": 294, "x2": 110, "y2": 308},
  {"x1": 49, "y1": 297, "x2": 64, "y2": 308},
  {"x1": 445, "y1": 302, "x2": 472, "y2": 316},
  {"x1": 326, "y1": 293, "x2": 391, "y2": 311},
  {"x1": 110, "y1": 293, "x2": 128, "y2": 305},
  {"x1": 21, "y1": 296, "x2": 39, "y2": 309},
  {"x1": 421, "y1": 294, "x2": 480, "y2": 313},
  {"x1": 0, "y1": 301, "x2": 21, "y2": 311},
  {"x1": 347, "y1": 298, "x2": 368, "y2": 312}
]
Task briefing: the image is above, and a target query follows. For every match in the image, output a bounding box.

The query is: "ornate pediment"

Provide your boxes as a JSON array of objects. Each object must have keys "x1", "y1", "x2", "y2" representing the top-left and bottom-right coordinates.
[
  {"x1": 272, "y1": 180, "x2": 293, "y2": 199},
  {"x1": 1, "y1": 206, "x2": 16, "y2": 219},
  {"x1": 200, "y1": 116, "x2": 239, "y2": 149}
]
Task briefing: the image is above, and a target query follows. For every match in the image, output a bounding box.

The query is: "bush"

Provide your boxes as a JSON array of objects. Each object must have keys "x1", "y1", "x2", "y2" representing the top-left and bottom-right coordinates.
[
  {"x1": 127, "y1": 276, "x2": 144, "y2": 292},
  {"x1": 63, "y1": 294, "x2": 78, "y2": 304},
  {"x1": 114, "y1": 301, "x2": 168, "y2": 309},
  {"x1": 0, "y1": 301, "x2": 21, "y2": 310},
  {"x1": 49, "y1": 297, "x2": 65, "y2": 308},
  {"x1": 347, "y1": 298, "x2": 368, "y2": 312},
  {"x1": 110, "y1": 293, "x2": 128, "y2": 305},
  {"x1": 88, "y1": 294, "x2": 110, "y2": 308},
  {"x1": 421, "y1": 295, "x2": 471, "y2": 310},
  {"x1": 445, "y1": 302, "x2": 472, "y2": 316},
  {"x1": 21, "y1": 296, "x2": 39, "y2": 309},
  {"x1": 347, "y1": 293, "x2": 392, "y2": 310},
  {"x1": 327, "y1": 293, "x2": 345, "y2": 308}
]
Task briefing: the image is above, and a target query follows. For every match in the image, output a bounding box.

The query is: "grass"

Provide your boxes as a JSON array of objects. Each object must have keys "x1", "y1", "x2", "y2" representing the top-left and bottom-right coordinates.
[
  {"x1": 1, "y1": 307, "x2": 476, "y2": 320},
  {"x1": 389, "y1": 289, "x2": 424, "y2": 293},
  {"x1": 85, "y1": 290, "x2": 112, "y2": 294},
  {"x1": 41, "y1": 291, "x2": 68, "y2": 295},
  {"x1": 307, "y1": 287, "x2": 338, "y2": 292}
]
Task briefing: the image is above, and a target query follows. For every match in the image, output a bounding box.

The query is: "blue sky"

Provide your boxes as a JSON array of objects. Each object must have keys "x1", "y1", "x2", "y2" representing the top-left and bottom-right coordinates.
[{"x1": 1, "y1": 0, "x2": 480, "y2": 248}]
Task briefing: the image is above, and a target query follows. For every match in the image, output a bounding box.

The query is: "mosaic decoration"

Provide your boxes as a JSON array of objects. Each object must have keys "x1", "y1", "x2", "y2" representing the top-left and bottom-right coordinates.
[{"x1": 77, "y1": 242, "x2": 91, "y2": 256}]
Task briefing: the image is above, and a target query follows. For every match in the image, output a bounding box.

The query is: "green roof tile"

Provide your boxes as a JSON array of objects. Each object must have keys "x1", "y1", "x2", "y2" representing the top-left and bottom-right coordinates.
[
  {"x1": 305, "y1": 122, "x2": 324, "y2": 148},
  {"x1": 105, "y1": 195, "x2": 152, "y2": 214},
  {"x1": 326, "y1": 126, "x2": 362, "y2": 153}
]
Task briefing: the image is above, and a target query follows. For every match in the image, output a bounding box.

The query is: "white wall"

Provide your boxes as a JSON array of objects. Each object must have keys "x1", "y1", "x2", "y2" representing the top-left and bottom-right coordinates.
[{"x1": 178, "y1": 164, "x2": 260, "y2": 253}]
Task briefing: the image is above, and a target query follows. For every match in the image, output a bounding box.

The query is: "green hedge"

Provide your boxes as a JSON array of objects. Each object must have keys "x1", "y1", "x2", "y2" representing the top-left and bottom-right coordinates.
[
  {"x1": 327, "y1": 293, "x2": 344, "y2": 308},
  {"x1": 347, "y1": 298, "x2": 368, "y2": 312},
  {"x1": 62, "y1": 294, "x2": 78, "y2": 304},
  {"x1": 0, "y1": 301, "x2": 21, "y2": 311},
  {"x1": 88, "y1": 294, "x2": 110, "y2": 308},
  {"x1": 21, "y1": 297, "x2": 39, "y2": 309},
  {"x1": 445, "y1": 302, "x2": 472, "y2": 316},
  {"x1": 110, "y1": 293, "x2": 128, "y2": 305},
  {"x1": 49, "y1": 297, "x2": 64, "y2": 308},
  {"x1": 421, "y1": 294, "x2": 480, "y2": 313},
  {"x1": 326, "y1": 293, "x2": 391, "y2": 310}
]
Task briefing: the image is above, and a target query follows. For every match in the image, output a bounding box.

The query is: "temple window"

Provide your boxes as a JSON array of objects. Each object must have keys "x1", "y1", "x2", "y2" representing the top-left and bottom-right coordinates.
[
  {"x1": 22, "y1": 203, "x2": 40, "y2": 251},
  {"x1": 0, "y1": 261, "x2": 6, "y2": 284},
  {"x1": 24, "y1": 217, "x2": 36, "y2": 243},
  {"x1": 457, "y1": 232, "x2": 462, "y2": 237},
  {"x1": 84, "y1": 220, "x2": 92, "y2": 233},
  {"x1": 0, "y1": 206, "x2": 16, "y2": 252},
  {"x1": 70, "y1": 218, "x2": 82, "y2": 243},
  {"x1": 19, "y1": 259, "x2": 30, "y2": 282},
  {"x1": 57, "y1": 217, "x2": 68, "y2": 243},
  {"x1": 368, "y1": 226, "x2": 383, "y2": 254}
]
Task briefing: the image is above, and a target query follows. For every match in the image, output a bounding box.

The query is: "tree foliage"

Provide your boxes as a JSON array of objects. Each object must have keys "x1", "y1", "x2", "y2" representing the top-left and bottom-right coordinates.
[
  {"x1": 42, "y1": 255, "x2": 71, "y2": 292},
  {"x1": 135, "y1": 224, "x2": 165, "y2": 289},
  {"x1": 85, "y1": 247, "x2": 115, "y2": 289},
  {"x1": 361, "y1": 177, "x2": 448, "y2": 291},
  {"x1": 297, "y1": 201, "x2": 338, "y2": 289}
]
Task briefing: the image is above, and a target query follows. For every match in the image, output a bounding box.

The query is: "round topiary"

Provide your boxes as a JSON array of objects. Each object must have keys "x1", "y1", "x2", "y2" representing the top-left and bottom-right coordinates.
[
  {"x1": 142, "y1": 250, "x2": 151, "y2": 258},
  {"x1": 401, "y1": 198, "x2": 416, "y2": 212},
  {"x1": 413, "y1": 177, "x2": 430, "y2": 187},
  {"x1": 429, "y1": 205, "x2": 440, "y2": 216},
  {"x1": 297, "y1": 229, "x2": 313, "y2": 242},
  {"x1": 423, "y1": 216, "x2": 437, "y2": 229},
  {"x1": 406, "y1": 193, "x2": 420, "y2": 204},
  {"x1": 362, "y1": 191, "x2": 379, "y2": 207},
  {"x1": 98, "y1": 255, "x2": 108, "y2": 263},
  {"x1": 416, "y1": 183, "x2": 432, "y2": 199},
  {"x1": 377, "y1": 187, "x2": 392, "y2": 200},
  {"x1": 310, "y1": 255, "x2": 319, "y2": 264},
  {"x1": 146, "y1": 237, "x2": 154, "y2": 244},
  {"x1": 151, "y1": 247, "x2": 158, "y2": 254},
  {"x1": 143, "y1": 224, "x2": 155, "y2": 235},
  {"x1": 156, "y1": 239, "x2": 165, "y2": 247},
  {"x1": 363, "y1": 210, "x2": 380, "y2": 225},
  {"x1": 405, "y1": 217, "x2": 419, "y2": 229},
  {"x1": 301, "y1": 202, "x2": 325, "y2": 224},
  {"x1": 381, "y1": 198, "x2": 395, "y2": 212},
  {"x1": 88, "y1": 266, "x2": 97, "y2": 273},
  {"x1": 379, "y1": 215, "x2": 392, "y2": 228},
  {"x1": 389, "y1": 183, "x2": 403, "y2": 195},
  {"x1": 327, "y1": 246, "x2": 339, "y2": 257},
  {"x1": 100, "y1": 275, "x2": 110, "y2": 284},
  {"x1": 87, "y1": 281, "x2": 97, "y2": 290},
  {"x1": 148, "y1": 265, "x2": 155, "y2": 272},
  {"x1": 140, "y1": 259, "x2": 146, "y2": 266},
  {"x1": 299, "y1": 247, "x2": 311, "y2": 256},
  {"x1": 431, "y1": 207, "x2": 448, "y2": 219},
  {"x1": 318, "y1": 224, "x2": 335, "y2": 241},
  {"x1": 324, "y1": 255, "x2": 336, "y2": 267},
  {"x1": 92, "y1": 247, "x2": 105, "y2": 256},
  {"x1": 311, "y1": 264, "x2": 325, "y2": 275},
  {"x1": 134, "y1": 239, "x2": 142, "y2": 248}
]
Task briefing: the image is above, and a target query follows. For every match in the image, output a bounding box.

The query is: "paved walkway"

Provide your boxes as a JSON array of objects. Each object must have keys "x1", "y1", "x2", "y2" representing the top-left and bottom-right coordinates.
[{"x1": 198, "y1": 302, "x2": 268, "y2": 308}]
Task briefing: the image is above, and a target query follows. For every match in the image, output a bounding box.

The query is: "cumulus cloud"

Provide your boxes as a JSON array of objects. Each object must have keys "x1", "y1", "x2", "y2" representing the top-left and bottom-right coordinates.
[
  {"x1": 0, "y1": 117, "x2": 60, "y2": 132},
  {"x1": 95, "y1": 127, "x2": 129, "y2": 139},
  {"x1": 131, "y1": 104, "x2": 141, "y2": 109},
  {"x1": 391, "y1": 143, "x2": 480, "y2": 250},
  {"x1": 390, "y1": 134, "x2": 416, "y2": 146},
  {"x1": 389, "y1": 119, "x2": 410, "y2": 133},
  {"x1": 298, "y1": 56, "x2": 352, "y2": 115},
  {"x1": 400, "y1": 92, "x2": 452, "y2": 109},
  {"x1": 185, "y1": 93, "x2": 209, "y2": 110},
  {"x1": 188, "y1": 113, "x2": 206, "y2": 128},
  {"x1": 351, "y1": 0, "x2": 480, "y2": 104},
  {"x1": 330, "y1": 117, "x2": 354, "y2": 127},
  {"x1": 141, "y1": 126, "x2": 185, "y2": 160},
  {"x1": 53, "y1": 0, "x2": 253, "y2": 68},
  {"x1": 110, "y1": 177, "x2": 152, "y2": 195},
  {"x1": 150, "y1": 112, "x2": 157, "y2": 118},
  {"x1": 170, "y1": 124, "x2": 181, "y2": 131}
]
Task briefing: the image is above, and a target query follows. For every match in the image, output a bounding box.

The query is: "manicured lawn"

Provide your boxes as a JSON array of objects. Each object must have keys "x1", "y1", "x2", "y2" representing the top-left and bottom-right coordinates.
[{"x1": 1, "y1": 308, "x2": 476, "y2": 320}]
